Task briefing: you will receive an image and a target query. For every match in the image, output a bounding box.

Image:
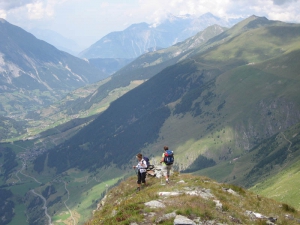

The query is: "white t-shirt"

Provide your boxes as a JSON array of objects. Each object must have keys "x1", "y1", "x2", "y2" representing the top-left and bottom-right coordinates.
[{"x1": 136, "y1": 159, "x2": 147, "y2": 173}]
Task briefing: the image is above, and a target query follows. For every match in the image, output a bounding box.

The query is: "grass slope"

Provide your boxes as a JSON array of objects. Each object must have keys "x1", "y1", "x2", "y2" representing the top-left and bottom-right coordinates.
[
  {"x1": 85, "y1": 173, "x2": 300, "y2": 225},
  {"x1": 250, "y1": 159, "x2": 300, "y2": 210}
]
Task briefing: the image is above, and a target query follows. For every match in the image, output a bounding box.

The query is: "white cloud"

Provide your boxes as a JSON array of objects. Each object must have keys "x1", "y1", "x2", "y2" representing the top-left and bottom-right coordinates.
[
  {"x1": 1, "y1": 0, "x2": 299, "y2": 49},
  {"x1": 0, "y1": 0, "x2": 37, "y2": 10},
  {"x1": 0, "y1": 9, "x2": 6, "y2": 18},
  {"x1": 26, "y1": 2, "x2": 48, "y2": 19}
]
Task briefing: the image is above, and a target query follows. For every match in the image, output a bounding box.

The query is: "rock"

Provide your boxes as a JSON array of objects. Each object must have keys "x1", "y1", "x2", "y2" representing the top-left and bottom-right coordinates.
[
  {"x1": 268, "y1": 217, "x2": 277, "y2": 223},
  {"x1": 174, "y1": 215, "x2": 196, "y2": 225},
  {"x1": 144, "y1": 200, "x2": 166, "y2": 208},
  {"x1": 229, "y1": 215, "x2": 242, "y2": 223},
  {"x1": 147, "y1": 170, "x2": 156, "y2": 177},
  {"x1": 159, "y1": 191, "x2": 181, "y2": 196},
  {"x1": 155, "y1": 211, "x2": 177, "y2": 223},
  {"x1": 245, "y1": 210, "x2": 268, "y2": 221},
  {"x1": 158, "y1": 188, "x2": 214, "y2": 199},
  {"x1": 285, "y1": 214, "x2": 294, "y2": 220},
  {"x1": 95, "y1": 194, "x2": 107, "y2": 212},
  {"x1": 213, "y1": 200, "x2": 222, "y2": 210},
  {"x1": 185, "y1": 189, "x2": 214, "y2": 199},
  {"x1": 222, "y1": 187, "x2": 239, "y2": 196}
]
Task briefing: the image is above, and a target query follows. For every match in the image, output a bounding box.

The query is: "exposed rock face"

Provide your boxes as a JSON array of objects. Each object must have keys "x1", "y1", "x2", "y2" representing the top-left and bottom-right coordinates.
[{"x1": 234, "y1": 98, "x2": 300, "y2": 151}]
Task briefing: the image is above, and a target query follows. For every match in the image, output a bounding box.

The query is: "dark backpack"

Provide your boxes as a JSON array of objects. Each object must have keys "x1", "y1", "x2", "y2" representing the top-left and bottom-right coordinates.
[
  {"x1": 143, "y1": 156, "x2": 150, "y2": 169},
  {"x1": 164, "y1": 150, "x2": 174, "y2": 165}
]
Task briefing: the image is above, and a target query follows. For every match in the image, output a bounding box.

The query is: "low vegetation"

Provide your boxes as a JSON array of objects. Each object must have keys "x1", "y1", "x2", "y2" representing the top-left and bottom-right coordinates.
[{"x1": 86, "y1": 173, "x2": 300, "y2": 225}]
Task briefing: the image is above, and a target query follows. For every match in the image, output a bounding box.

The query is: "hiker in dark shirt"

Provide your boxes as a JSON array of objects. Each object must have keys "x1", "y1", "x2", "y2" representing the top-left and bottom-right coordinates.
[{"x1": 133, "y1": 153, "x2": 147, "y2": 191}]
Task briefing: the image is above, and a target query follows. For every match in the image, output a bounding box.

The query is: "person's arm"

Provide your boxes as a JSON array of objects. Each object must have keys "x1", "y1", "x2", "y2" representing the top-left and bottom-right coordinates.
[{"x1": 140, "y1": 159, "x2": 147, "y2": 168}]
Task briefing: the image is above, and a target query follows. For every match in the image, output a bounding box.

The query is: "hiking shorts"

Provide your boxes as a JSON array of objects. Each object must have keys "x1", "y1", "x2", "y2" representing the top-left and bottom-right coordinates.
[
  {"x1": 137, "y1": 171, "x2": 146, "y2": 184},
  {"x1": 161, "y1": 164, "x2": 172, "y2": 177}
]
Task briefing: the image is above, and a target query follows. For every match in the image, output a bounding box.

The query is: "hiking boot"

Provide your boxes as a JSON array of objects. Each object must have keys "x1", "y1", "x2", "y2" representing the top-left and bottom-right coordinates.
[
  {"x1": 136, "y1": 187, "x2": 140, "y2": 192},
  {"x1": 166, "y1": 179, "x2": 169, "y2": 184}
]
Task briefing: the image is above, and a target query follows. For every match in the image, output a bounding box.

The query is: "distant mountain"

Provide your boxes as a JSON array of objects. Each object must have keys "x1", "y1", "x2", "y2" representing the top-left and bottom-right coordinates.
[
  {"x1": 4, "y1": 15, "x2": 300, "y2": 224},
  {"x1": 28, "y1": 28, "x2": 82, "y2": 56},
  {"x1": 89, "y1": 58, "x2": 135, "y2": 76},
  {"x1": 50, "y1": 24, "x2": 227, "y2": 117},
  {"x1": 0, "y1": 19, "x2": 106, "y2": 119},
  {"x1": 79, "y1": 13, "x2": 242, "y2": 59},
  {"x1": 10, "y1": 24, "x2": 225, "y2": 143},
  {"x1": 34, "y1": 16, "x2": 300, "y2": 177}
]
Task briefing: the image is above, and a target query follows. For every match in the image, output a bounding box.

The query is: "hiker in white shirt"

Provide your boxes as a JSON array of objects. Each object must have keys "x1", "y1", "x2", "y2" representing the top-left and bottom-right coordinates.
[{"x1": 133, "y1": 153, "x2": 147, "y2": 191}]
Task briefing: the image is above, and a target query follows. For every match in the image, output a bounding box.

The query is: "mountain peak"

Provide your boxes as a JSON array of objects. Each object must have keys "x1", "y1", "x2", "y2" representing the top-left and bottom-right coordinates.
[
  {"x1": 199, "y1": 12, "x2": 221, "y2": 20},
  {"x1": 79, "y1": 12, "x2": 240, "y2": 59}
]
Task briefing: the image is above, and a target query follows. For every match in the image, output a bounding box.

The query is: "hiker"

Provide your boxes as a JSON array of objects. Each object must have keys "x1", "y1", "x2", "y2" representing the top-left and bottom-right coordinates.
[
  {"x1": 133, "y1": 153, "x2": 147, "y2": 191},
  {"x1": 160, "y1": 146, "x2": 174, "y2": 184}
]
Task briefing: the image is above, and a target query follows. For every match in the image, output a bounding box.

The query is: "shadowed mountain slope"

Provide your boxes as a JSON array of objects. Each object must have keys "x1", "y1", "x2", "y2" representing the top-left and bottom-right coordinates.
[
  {"x1": 59, "y1": 25, "x2": 227, "y2": 116},
  {"x1": 33, "y1": 16, "x2": 300, "y2": 179}
]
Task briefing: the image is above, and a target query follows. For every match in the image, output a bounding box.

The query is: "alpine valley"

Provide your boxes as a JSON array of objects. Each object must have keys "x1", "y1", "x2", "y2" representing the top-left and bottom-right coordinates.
[{"x1": 0, "y1": 14, "x2": 300, "y2": 225}]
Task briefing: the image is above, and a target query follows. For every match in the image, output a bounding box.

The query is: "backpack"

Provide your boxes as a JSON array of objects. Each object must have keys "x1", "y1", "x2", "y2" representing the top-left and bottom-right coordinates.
[
  {"x1": 143, "y1": 156, "x2": 150, "y2": 169},
  {"x1": 164, "y1": 150, "x2": 174, "y2": 165}
]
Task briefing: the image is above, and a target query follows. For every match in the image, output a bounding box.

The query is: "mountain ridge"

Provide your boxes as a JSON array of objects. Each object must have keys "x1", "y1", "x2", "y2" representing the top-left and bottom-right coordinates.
[
  {"x1": 0, "y1": 18, "x2": 106, "y2": 120},
  {"x1": 1, "y1": 15, "x2": 300, "y2": 225},
  {"x1": 33, "y1": 16, "x2": 300, "y2": 175},
  {"x1": 79, "y1": 13, "x2": 241, "y2": 59}
]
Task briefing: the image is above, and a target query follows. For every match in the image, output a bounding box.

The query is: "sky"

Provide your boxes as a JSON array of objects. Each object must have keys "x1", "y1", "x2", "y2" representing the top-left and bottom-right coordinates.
[{"x1": 0, "y1": 0, "x2": 300, "y2": 50}]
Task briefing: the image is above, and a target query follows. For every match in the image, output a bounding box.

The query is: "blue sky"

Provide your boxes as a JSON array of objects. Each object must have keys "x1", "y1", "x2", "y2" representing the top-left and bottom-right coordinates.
[{"x1": 0, "y1": 0, "x2": 299, "y2": 49}]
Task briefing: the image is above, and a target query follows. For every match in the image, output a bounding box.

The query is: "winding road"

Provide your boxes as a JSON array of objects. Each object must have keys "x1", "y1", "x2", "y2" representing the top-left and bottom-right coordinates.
[
  {"x1": 31, "y1": 190, "x2": 52, "y2": 225},
  {"x1": 18, "y1": 160, "x2": 42, "y2": 184},
  {"x1": 63, "y1": 181, "x2": 76, "y2": 225}
]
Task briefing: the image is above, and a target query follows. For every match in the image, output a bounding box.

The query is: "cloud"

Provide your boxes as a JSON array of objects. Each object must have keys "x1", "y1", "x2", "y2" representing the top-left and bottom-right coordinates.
[
  {"x1": 26, "y1": 2, "x2": 50, "y2": 19},
  {"x1": 272, "y1": 0, "x2": 297, "y2": 5},
  {"x1": 1, "y1": 0, "x2": 300, "y2": 48},
  {"x1": 0, "y1": 0, "x2": 70, "y2": 20},
  {"x1": 0, "y1": 0, "x2": 38, "y2": 10}
]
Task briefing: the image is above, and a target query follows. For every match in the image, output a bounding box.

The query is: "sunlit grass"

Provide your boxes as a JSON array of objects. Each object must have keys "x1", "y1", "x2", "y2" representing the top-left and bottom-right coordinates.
[{"x1": 85, "y1": 173, "x2": 300, "y2": 225}]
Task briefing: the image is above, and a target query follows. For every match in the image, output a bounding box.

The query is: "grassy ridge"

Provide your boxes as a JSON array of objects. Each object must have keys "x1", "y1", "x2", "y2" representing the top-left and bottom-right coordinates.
[{"x1": 86, "y1": 173, "x2": 300, "y2": 225}]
